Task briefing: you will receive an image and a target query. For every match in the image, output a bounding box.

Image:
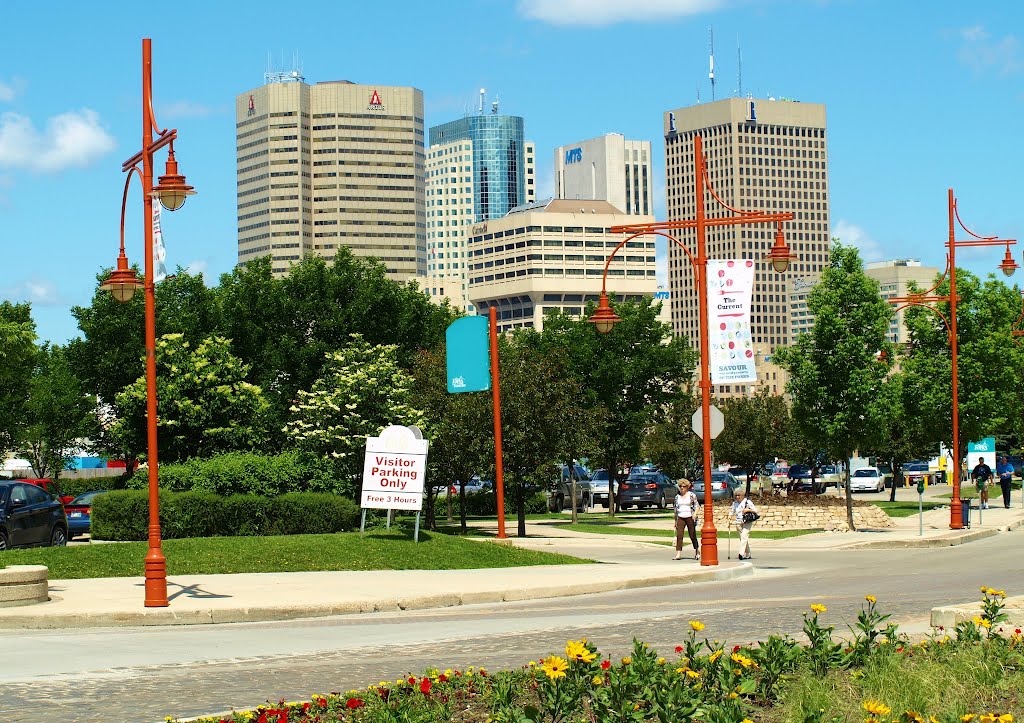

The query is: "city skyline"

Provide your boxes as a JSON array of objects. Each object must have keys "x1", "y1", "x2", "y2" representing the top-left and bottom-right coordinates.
[{"x1": 1, "y1": 0, "x2": 1021, "y2": 343}]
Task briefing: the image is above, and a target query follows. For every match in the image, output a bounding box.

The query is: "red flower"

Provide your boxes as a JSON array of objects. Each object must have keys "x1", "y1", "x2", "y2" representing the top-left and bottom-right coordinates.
[
  {"x1": 674, "y1": 646, "x2": 683, "y2": 654},
  {"x1": 316, "y1": 697, "x2": 327, "y2": 708},
  {"x1": 600, "y1": 660, "x2": 611, "y2": 670},
  {"x1": 1016, "y1": 628, "x2": 1022, "y2": 635},
  {"x1": 438, "y1": 674, "x2": 448, "y2": 682},
  {"x1": 732, "y1": 645, "x2": 741, "y2": 653},
  {"x1": 346, "y1": 698, "x2": 364, "y2": 709},
  {"x1": 302, "y1": 703, "x2": 310, "y2": 712},
  {"x1": 408, "y1": 676, "x2": 416, "y2": 684},
  {"x1": 420, "y1": 678, "x2": 432, "y2": 695}
]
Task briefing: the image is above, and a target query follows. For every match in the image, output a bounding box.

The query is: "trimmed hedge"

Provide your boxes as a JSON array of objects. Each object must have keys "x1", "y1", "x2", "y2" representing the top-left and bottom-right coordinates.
[
  {"x1": 439, "y1": 491, "x2": 548, "y2": 517},
  {"x1": 91, "y1": 490, "x2": 360, "y2": 541},
  {"x1": 126, "y1": 451, "x2": 346, "y2": 497},
  {"x1": 57, "y1": 476, "x2": 130, "y2": 501}
]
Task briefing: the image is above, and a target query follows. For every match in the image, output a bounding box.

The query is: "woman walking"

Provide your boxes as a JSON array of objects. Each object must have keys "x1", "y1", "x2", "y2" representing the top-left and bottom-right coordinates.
[
  {"x1": 731, "y1": 487, "x2": 759, "y2": 561},
  {"x1": 673, "y1": 479, "x2": 699, "y2": 560}
]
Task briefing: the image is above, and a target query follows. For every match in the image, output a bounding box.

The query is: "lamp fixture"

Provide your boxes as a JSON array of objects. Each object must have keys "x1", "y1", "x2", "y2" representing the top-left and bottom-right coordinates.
[
  {"x1": 152, "y1": 145, "x2": 195, "y2": 211},
  {"x1": 588, "y1": 292, "x2": 622, "y2": 334}
]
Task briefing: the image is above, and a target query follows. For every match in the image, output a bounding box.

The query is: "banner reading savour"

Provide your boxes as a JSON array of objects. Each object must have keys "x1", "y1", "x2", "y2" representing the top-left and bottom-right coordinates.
[{"x1": 706, "y1": 259, "x2": 757, "y2": 384}]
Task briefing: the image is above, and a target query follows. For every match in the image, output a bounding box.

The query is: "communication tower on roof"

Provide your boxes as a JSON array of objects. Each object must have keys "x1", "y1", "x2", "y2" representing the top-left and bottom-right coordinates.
[
  {"x1": 265, "y1": 51, "x2": 305, "y2": 84},
  {"x1": 708, "y1": 27, "x2": 716, "y2": 101}
]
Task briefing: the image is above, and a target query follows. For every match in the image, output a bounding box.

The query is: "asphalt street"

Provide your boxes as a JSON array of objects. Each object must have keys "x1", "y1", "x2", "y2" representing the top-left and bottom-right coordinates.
[{"x1": 2, "y1": 529, "x2": 1022, "y2": 723}]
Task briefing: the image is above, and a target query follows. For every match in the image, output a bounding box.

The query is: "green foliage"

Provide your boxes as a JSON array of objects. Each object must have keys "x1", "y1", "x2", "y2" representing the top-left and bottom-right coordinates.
[
  {"x1": 441, "y1": 491, "x2": 548, "y2": 518},
  {"x1": 91, "y1": 489, "x2": 361, "y2": 541},
  {"x1": 714, "y1": 388, "x2": 800, "y2": 485},
  {"x1": 0, "y1": 301, "x2": 37, "y2": 459},
  {"x1": 126, "y1": 451, "x2": 341, "y2": 496},
  {"x1": 59, "y1": 476, "x2": 130, "y2": 500},
  {"x1": 285, "y1": 335, "x2": 424, "y2": 495},
  {"x1": 112, "y1": 334, "x2": 270, "y2": 463},
  {"x1": 642, "y1": 390, "x2": 702, "y2": 479},
  {"x1": 17, "y1": 344, "x2": 96, "y2": 481}
]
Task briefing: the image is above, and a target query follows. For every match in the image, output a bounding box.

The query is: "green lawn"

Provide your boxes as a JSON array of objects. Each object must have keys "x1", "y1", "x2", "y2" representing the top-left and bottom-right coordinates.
[
  {"x1": 0, "y1": 531, "x2": 590, "y2": 580},
  {"x1": 872, "y1": 500, "x2": 946, "y2": 518}
]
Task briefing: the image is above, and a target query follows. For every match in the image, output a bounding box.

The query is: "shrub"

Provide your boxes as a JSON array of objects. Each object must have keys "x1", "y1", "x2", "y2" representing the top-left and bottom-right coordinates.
[
  {"x1": 92, "y1": 489, "x2": 360, "y2": 541},
  {"x1": 442, "y1": 491, "x2": 548, "y2": 517},
  {"x1": 57, "y1": 476, "x2": 130, "y2": 501}
]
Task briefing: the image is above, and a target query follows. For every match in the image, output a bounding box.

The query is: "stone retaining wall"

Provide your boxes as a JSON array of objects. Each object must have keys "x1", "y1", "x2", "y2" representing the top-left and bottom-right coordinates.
[
  {"x1": 0, "y1": 565, "x2": 49, "y2": 607},
  {"x1": 705, "y1": 503, "x2": 894, "y2": 531}
]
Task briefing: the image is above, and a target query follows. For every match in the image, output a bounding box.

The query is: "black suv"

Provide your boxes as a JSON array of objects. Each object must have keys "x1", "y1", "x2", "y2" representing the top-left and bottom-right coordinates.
[
  {"x1": 788, "y1": 464, "x2": 825, "y2": 494},
  {"x1": 0, "y1": 481, "x2": 69, "y2": 551}
]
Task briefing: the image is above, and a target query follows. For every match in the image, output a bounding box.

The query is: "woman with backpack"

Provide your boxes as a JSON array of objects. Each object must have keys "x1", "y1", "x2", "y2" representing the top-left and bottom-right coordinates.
[{"x1": 731, "y1": 487, "x2": 759, "y2": 561}]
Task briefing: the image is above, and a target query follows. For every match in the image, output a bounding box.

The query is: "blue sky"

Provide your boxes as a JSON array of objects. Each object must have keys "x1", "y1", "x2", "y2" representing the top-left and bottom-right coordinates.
[{"x1": 1, "y1": 0, "x2": 1021, "y2": 343}]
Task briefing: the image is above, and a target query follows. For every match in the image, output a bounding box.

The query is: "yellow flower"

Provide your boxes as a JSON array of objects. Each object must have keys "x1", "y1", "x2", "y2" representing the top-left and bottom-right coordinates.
[
  {"x1": 742, "y1": 719, "x2": 754, "y2": 723},
  {"x1": 675, "y1": 666, "x2": 688, "y2": 674},
  {"x1": 731, "y1": 652, "x2": 755, "y2": 668},
  {"x1": 961, "y1": 715, "x2": 976, "y2": 722},
  {"x1": 728, "y1": 691, "x2": 738, "y2": 699},
  {"x1": 865, "y1": 595, "x2": 877, "y2": 604},
  {"x1": 689, "y1": 620, "x2": 705, "y2": 632},
  {"x1": 686, "y1": 669, "x2": 700, "y2": 679},
  {"x1": 997, "y1": 715, "x2": 1013, "y2": 722},
  {"x1": 621, "y1": 656, "x2": 632, "y2": 665},
  {"x1": 592, "y1": 675, "x2": 603, "y2": 685},
  {"x1": 657, "y1": 657, "x2": 666, "y2": 665},
  {"x1": 810, "y1": 603, "x2": 828, "y2": 614},
  {"x1": 862, "y1": 700, "x2": 892, "y2": 716},
  {"x1": 708, "y1": 649, "x2": 724, "y2": 663},
  {"x1": 540, "y1": 655, "x2": 569, "y2": 680},
  {"x1": 905, "y1": 711, "x2": 924, "y2": 723},
  {"x1": 565, "y1": 639, "x2": 597, "y2": 663},
  {"x1": 981, "y1": 586, "x2": 989, "y2": 593}
]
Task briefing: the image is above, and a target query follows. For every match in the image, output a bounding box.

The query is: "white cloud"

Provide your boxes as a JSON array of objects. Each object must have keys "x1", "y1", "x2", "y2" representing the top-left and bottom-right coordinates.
[
  {"x1": 185, "y1": 259, "x2": 209, "y2": 276},
  {"x1": 1, "y1": 279, "x2": 62, "y2": 306},
  {"x1": 157, "y1": 100, "x2": 219, "y2": 119},
  {"x1": 518, "y1": 0, "x2": 720, "y2": 26},
  {"x1": 958, "y1": 25, "x2": 1021, "y2": 74},
  {"x1": 0, "y1": 81, "x2": 14, "y2": 102},
  {"x1": 0, "y1": 109, "x2": 116, "y2": 173},
  {"x1": 831, "y1": 220, "x2": 886, "y2": 263}
]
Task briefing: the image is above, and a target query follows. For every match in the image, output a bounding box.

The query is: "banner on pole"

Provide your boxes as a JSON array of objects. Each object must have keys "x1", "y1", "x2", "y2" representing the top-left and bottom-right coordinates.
[
  {"x1": 153, "y1": 200, "x2": 168, "y2": 283},
  {"x1": 707, "y1": 259, "x2": 757, "y2": 384},
  {"x1": 445, "y1": 316, "x2": 490, "y2": 393}
]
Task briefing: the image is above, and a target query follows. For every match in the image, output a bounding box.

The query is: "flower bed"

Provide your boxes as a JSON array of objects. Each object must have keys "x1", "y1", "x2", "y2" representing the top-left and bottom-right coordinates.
[{"x1": 169, "y1": 588, "x2": 1024, "y2": 723}]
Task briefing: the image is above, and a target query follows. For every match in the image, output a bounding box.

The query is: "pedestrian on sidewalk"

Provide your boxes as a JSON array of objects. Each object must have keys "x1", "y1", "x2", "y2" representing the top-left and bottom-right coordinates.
[
  {"x1": 731, "y1": 488, "x2": 759, "y2": 560},
  {"x1": 972, "y1": 457, "x2": 993, "y2": 509},
  {"x1": 673, "y1": 479, "x2": 699, "y2": 560},
  {"x1": 997, "y1": 455, "x2": 1015, "y2": 509}
]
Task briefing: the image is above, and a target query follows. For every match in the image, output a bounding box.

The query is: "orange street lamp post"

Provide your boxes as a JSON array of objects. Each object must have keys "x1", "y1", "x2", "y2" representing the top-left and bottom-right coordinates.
[
  {"x1": 589, "y1": 134, "x2": 796, "y2": 566},
  {"x1": 99, "y1": 38, "x2": 195, "y2": 607},
  {"x1": 889, "y1": 188, "x2": 1015, "y2": 530}
]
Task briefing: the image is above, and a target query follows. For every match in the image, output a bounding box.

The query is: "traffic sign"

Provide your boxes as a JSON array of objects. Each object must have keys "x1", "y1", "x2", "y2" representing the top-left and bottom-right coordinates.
[{"x1": 692, "y1": 404, "x2": 725, "y2": 440}]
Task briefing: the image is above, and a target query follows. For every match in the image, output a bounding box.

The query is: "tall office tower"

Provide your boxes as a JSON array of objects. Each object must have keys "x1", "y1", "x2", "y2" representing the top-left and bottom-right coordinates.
[
  {"x1": 865, "y1": 260, "x2": 938, "y2": 345},
  {"x1": 422, "y1": 109, "x2": 533, "y2": 311},
  {"x1": 235, "y1": 73, "x2": 425, "y2": 281},
  {"x1": 467, "y1": 199, "x2": 659, "y2": 332},
  {"x1": 664, "y1": 97, "x2": 830, "y2": 396},
  {"x1": 553, "y1": 134, "x2": 653, "y2": 216}
]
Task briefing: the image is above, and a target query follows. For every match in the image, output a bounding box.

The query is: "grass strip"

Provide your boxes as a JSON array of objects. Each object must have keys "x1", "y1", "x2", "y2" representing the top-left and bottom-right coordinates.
[
  {"x1": 872, "y1": 500, "x2": 946, "y2": 518},
  {"x1": 0, "y1": 530, "x2": 590, "y2": 580}
]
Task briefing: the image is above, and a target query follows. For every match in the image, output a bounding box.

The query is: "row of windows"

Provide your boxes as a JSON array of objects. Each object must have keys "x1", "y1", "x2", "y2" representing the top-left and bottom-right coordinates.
[{"x1": 471, "y1": 268, "x2": 655, "y2": 284}]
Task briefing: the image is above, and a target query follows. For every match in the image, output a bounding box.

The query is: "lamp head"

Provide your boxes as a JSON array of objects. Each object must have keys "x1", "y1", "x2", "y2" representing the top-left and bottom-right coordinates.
[
  {"x1": 998, "y1": 244, "x2": 1019, "y2": 277},
  {"x1": 588, "y1": 292, "x2": 622, "y2": 334},
  {"x1": 764, "y1": 225, "x2": 797, "y2": 274},
  {"x1": 99, "y1": 251, "x2": 144, "y2": 303},
  {"x1": 153, "y1": 145, "x2": 195, "y2": 211}
]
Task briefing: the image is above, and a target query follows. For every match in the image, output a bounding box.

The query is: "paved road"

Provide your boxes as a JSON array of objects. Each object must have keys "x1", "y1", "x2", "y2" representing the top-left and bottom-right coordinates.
[{"x1": 3, "y1": 532, "x2": 1022, "y2": 723}]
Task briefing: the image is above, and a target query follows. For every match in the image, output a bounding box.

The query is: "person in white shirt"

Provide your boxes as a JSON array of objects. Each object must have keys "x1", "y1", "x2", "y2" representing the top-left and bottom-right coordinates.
[
  {"x1": 731, "y1": 488, "x2": 758, "y2": 560},
  {"x1": 673, "y1": 479, "x2": 699, "y2": 560}
]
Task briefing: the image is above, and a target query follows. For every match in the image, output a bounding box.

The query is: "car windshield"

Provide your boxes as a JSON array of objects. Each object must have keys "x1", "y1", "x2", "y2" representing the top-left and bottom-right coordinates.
[
  {"x1": 790, "y1": 465, "x2": 810, "y2": 474},
  {"x1": 903, "y1": 462, "x2": 928, "y2": 471},
  {"x1": 70, "y1": 491, "x2": 106, "y2": 505},
  {"x1": 591, "y1": 470, "x2": 608, "y2": 480},
  {"x1": 853, "y1": 469, "x2": 878, "y2": 477}
]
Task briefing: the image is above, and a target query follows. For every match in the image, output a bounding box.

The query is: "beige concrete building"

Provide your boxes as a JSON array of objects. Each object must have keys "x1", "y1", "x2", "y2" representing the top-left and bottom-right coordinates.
[
  {"x1": 865, "y1": 259, "x2": 939, "y2": 345},
  {"x1": 554, "y1": 134, "x2": 653, "y2": 216},
  {"x1": 235, "y1": 77, "x2": 425, "y2": 281},
  {"x1": 664, "y1": 97, "x2": 830, "y2": 396},
  {"x1": 467, "y1": 199, "x2": 659, "y2": 332}
]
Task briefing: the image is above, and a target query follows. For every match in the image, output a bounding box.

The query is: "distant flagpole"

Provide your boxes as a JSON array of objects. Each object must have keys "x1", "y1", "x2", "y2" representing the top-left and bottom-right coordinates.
[{"x1": 153, "y1": 198, "x2": 167, "y2": 282}]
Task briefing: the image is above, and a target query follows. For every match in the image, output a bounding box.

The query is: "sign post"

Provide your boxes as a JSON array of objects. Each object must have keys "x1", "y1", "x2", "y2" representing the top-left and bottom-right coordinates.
[
  {"x1": 917, "y1": 477, "x2": 925, "y2": 536},
  {"x1": 360, "y1": 425, "x2": 429, "y2": 542}
]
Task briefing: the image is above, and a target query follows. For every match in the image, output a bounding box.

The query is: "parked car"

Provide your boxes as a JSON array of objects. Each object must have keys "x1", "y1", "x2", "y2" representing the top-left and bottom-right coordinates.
[
  {"x1": 619, "y1": 471, "x2": 677, "y2": 510},
  {"x1": 0, "y1": 480, "x2": 69, "y2": 550},
  {"x1": 449, "y1": 477, "x2": 492, "y2": 496},
  {"x1": 788, "y1": 464, "x2": 825, "y2": 494},
  {"x1": 769, "y1": 466, "x2": 790, "y2": 490},
  {"x1": 548, "y1": 464, "x2": 592, "y2": 513},
  {"x1": 730, "y1": 468, "x2": 767, "y2": 494},
  {"x1": 902, "y1": 461, "x2": 935, "y2": 488},
  {"x1": 877, "y1": 463, "x2": 897, "y2": 489},
  {"x1": 21, "y1": 478, "x2": 74, "y2": 506},
  {"x1": 589, "y1": 469, "x2": 618, "y2": 509},
  {"x1": 692, "y1": 471, "x2": 741, "y2": 502},
  {"x1": 850, "y1": 467, "x2": 885, "y2": 493},
  {"x1": 820, "y1": 464, "x2": 842, "y2": 488},
  {"x1": 64, "y1": 490, "x2": 108, "y2": 540}
]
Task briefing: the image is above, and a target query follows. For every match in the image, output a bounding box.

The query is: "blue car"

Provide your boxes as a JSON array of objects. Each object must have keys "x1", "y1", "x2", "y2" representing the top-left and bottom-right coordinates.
[{"x1": 64, "y1": 490, "x2": 107, "y2": 540}]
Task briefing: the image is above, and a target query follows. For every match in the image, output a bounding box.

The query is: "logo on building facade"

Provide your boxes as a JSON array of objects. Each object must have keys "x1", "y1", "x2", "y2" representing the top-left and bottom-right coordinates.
[
  {"x1": 368, "y1": 90, "x2": 385, "y2": 111},
  {"x1": 564, "y1": 147, "x2": 582, "y2": 165}
]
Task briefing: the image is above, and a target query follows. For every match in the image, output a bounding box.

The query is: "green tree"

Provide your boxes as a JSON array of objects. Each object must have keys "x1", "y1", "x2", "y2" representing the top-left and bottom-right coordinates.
[
  {"x1": 412, "y1": 347, "x2": 494, "y2": 532},
  {"x1": 902, "y1": 271, "x2": 1024, "y2": 466},
  {"x1": 714, "y1": 389, "x2": 795, "y2": 494},
  {"x1": 774, "y1": 243, "x2": 894, "y2": 530},
  {"x1": 18, "y1": 345, "x2": 96, "y2": 482},
  {"x1": 0, "y1": 301, "x2": 37, "y2": 459},
  {"x1": 284, "y1": 335, "x2": 424, "y2": 496},
  {"x1": 520, "y1": 299, "x2": 697, "y2": 517},
  {"x1": 641, "y1": 389, "x2": 701, "y2": 480},
  {"x1": 112, "y1": 334, "x2": 270, "y2": 463}
]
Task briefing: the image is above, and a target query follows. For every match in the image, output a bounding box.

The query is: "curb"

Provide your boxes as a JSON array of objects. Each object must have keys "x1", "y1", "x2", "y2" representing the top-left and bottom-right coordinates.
[
  {"x1": 930, "y1": 596, "x2": 1024, "y2": 630},
  {"x1": 840, "y1": 527, "x2": 999, "y2": 549},
  {"x1": 0, "y1": 563, "x2": 752, "y2": 630}
]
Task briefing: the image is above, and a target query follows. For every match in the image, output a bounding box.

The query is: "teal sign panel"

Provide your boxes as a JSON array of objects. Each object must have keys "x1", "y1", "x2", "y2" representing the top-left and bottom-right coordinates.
[
  {"x1": 967, "y1": 437, "x2": 997, "y2": 460},
  {"x1": 446, "y1": 316, "x2": 491, "y2": 393}
]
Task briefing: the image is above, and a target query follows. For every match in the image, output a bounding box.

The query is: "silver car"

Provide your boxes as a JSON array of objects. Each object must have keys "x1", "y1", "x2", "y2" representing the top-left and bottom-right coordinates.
[
  {"x1": 589, "y1": 469, "x2": 618, "y2": 509},
  {"x1": 692, "y1": 471, "x2": 741, "y2": 502}
]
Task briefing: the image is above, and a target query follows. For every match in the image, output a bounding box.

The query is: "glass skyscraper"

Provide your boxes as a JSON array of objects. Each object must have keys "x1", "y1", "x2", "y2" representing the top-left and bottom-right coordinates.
[{"x1": 429, "y1": 115, "x2": 525, "y2": 222}]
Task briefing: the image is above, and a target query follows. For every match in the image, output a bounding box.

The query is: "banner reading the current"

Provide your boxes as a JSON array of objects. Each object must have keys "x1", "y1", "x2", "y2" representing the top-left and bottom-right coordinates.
[{"x1": 706, "y1": 259, "x2": 757, "y2": 384}]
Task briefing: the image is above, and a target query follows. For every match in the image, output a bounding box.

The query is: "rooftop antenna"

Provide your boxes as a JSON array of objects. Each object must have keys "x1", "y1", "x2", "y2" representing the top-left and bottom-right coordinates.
[
  {"x1": 491, "y1": 95, "x2": 499, "y2": 114},
  {"x1": 737, "y1": 38, "x2": 743, "y2": 97},
  {"x1": 479, "y1": 88, "x2": 485, "y2": 115},
  {"x1": 696, "y1": 82, "x2": 701, "y2": 104},
  {"x1": 708, "y1": 27, "x2": 716, "y2": 101}
]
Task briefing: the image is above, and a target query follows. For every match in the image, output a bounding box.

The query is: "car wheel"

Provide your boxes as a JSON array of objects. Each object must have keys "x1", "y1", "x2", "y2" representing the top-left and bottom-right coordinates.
[
  {"x1": 656, "y1": 493, "x2": 666, "y2": 510},
  {"x1": 621, "y1": 503, "x2": 632, "y2": 510},
  {"x1": 50, "y1": 525, "x2": 67, "y2": 547},
  {"x1": 0, "y1": 531, "x2": 7, "y2": 551}
]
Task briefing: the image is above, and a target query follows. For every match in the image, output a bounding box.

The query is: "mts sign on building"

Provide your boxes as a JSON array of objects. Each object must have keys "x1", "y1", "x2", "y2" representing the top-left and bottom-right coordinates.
[{"x1": 361, "y1": 425, "x2": 429, "y2": 511}]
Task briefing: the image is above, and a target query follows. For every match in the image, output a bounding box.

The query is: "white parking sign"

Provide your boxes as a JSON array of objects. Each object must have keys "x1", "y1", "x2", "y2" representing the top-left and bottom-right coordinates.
[{"x1": 361, "y1": 425, "x2": 428, "y2": 511}]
